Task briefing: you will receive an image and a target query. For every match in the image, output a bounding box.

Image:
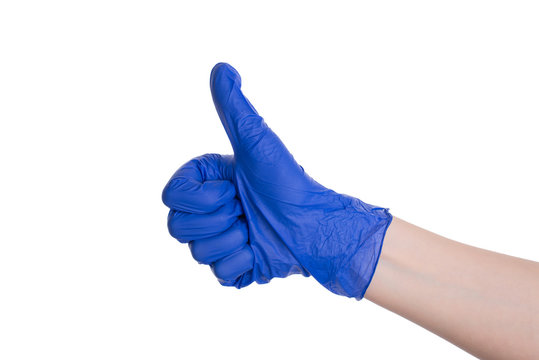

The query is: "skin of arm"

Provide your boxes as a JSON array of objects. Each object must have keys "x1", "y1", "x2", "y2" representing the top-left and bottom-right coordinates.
[{"x1": 365, "y1": 217, "x2": 539, "y2": 359}]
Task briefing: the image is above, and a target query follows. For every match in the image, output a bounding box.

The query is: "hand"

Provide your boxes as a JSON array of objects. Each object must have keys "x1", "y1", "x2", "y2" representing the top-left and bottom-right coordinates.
[{"x1": 162, "y1": 63, "x2": 392, "y2": 299}]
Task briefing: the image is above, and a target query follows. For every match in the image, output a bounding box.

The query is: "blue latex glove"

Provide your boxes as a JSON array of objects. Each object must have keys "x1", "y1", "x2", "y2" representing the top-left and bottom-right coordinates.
[{"x1": 162, "y1": 63, "x2": 392, "y2": 299}]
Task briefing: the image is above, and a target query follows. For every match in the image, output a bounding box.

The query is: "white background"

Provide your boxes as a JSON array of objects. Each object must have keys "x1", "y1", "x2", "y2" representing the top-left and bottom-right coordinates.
[{"x1": 1, "y1": 1, "x2": 538, "y2": 359}]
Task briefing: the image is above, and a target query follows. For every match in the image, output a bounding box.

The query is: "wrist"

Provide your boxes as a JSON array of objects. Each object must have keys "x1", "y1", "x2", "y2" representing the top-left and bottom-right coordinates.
[{"x1": 294, "y1": 192, "x2": 392, "y2": 299}]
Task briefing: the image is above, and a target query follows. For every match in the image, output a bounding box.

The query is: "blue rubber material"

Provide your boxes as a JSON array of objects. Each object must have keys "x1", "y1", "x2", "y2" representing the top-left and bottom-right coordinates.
[{"x1": 162, "y1": 63, "x2": 392, "y2": 299}]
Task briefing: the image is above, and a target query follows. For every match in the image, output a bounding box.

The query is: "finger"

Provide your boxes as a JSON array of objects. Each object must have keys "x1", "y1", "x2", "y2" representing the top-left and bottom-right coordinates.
[
  {"x1": 163, "y1": 178, "x2": 234, "y2": 214},
  {"x1": 210, "y1": 63, "x2": 268, "y2": 154},
  {"x1": 211, "y1": 245, "x2": 254, "y2": 283},
  {"x1": 189, "y1": 218, "x2": 248, "y2": 265},
  {"x1": 162, "y1": 153, "x2": 235, "y2": 214},
  {"x1": 210, "y1": 63, "x2": 308, "y2": 189},
  {"x1": 167, "y1": 200, "x2": 243, "y2": 243}
]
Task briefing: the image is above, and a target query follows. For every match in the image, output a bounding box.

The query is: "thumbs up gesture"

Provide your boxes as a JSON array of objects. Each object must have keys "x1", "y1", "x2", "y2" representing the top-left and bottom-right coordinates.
[{"x1": 162, "y1": 63, "x2": 392, "y2": 299}]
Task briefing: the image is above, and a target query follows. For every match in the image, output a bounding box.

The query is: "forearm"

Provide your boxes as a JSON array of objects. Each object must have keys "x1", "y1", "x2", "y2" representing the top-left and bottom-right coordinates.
[{"x1": 365, "y1": 217, "x2": 539, "y2": 359}]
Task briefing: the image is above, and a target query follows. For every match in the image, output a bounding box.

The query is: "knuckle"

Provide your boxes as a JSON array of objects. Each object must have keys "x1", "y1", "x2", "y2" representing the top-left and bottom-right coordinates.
[
  {"x1": 166, "y1": 211, "x2": 187, "y2": 243},
  {"x1": 189, "y1": 242, "x2": 210, "y2": 264},
  {"x1": 162, "y1": 177, "x2": 189, "y2": 207},
  {"x1": 237, "y1": 115, "x2": 268, "y2": 146}
]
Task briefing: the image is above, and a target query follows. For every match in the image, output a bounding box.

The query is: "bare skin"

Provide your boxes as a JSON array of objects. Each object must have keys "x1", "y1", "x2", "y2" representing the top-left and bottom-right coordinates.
[{"x1": 365, "y1": 217, "x2": 539, "y2": 359}]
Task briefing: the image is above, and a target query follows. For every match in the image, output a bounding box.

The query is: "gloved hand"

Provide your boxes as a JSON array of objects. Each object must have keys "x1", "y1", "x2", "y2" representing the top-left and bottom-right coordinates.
[{"x1": 162, "y1": 63, "x2": 392, "y2": 299}]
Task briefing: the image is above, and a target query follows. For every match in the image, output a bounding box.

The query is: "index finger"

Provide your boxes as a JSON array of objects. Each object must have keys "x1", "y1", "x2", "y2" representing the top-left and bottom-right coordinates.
[{"x1": 162, "y1": 154, "x2": 236, "y2": 214}]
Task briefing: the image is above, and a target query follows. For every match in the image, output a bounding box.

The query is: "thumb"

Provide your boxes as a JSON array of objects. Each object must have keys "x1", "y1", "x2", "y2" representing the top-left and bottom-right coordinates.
[
  {"x1": 210, "y1": 63, "x2": 268, "y2": 154},
  {"x1": 210, "y1": 63, "x2": 317, "y2": 194}
]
